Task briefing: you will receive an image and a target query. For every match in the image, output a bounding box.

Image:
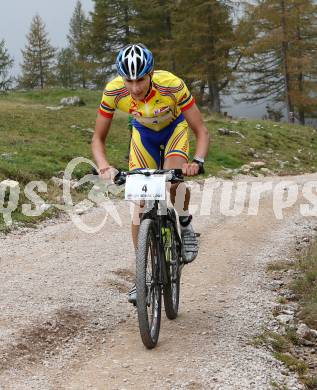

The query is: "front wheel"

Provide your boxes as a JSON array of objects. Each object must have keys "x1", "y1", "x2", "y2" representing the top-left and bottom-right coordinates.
[{"x1": 136, "y1": 218, "x2": 161, "y2": 349}]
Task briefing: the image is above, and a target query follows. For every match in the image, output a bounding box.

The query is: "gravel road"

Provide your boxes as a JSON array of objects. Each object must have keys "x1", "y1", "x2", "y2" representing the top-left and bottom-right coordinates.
[{"x1": 0, "y1": 173, "x2": 316, "y2": 390}]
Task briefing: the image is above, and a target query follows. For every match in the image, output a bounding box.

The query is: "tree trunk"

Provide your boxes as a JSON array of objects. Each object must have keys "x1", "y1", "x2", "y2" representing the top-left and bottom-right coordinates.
[
  {"x1": 162, "y1": 2, "x2": 175, "y2": 72},
  {"x1": 124, "y1": 4, "x2": 130, "y2": 43},
  {"x1": 280, "y1": 0, "x2": 293, "y2": 122},
  {"x1": 198, "y1": 80, "x2": 206, "y2": 106},
  {"x1": 80, "y1": 56, "x2": 86, "y2": 89},
  {"x1": 38, "y1": 36, "x2": 44, "y2": 89},
  {"x1": 207, "y1": 77, "x2": 221, "y2": 113},
  {"x1": 40, "y1": 68, "x2": 44, "y2": 89},
  {"x1": 296, "y1": 10, "x2": 305, "y2": 126},
  {"x1": 297, "y1": 72, "x2": 305, "y2": 125},
  {"x1": 39, "y1": 56, "x2": 44, "y2": 89},
  {"x1": 298, "y1": 109, "x2": 305, "y2": 125},
  {"x1": 81, "y1": 70, "x2": 86, "y2": 89},
  {"x1": 206, "y1": 4, "x2": 221, "y2": 113}
]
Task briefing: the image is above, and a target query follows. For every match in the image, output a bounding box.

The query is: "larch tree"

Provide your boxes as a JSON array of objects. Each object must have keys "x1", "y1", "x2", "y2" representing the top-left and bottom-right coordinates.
[
  {"x1": 20, "y1": 15, "x2": 56, "y2": 89},
  {"x1": 0, "y1": 39, "x2": 14, "y2": 91},
  {"x1": 237, "y1": 0, "x2": 317, "y2": 124}
]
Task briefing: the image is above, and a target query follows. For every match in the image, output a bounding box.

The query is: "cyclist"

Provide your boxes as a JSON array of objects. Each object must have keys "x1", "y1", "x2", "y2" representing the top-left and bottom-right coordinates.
[{"x1": 92, "y1": 43, "x2": 210, "y2": 302}]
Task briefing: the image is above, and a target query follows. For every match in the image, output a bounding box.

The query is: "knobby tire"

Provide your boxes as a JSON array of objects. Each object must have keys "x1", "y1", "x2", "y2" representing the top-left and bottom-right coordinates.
[{"x1": 136, "y1": 218, "x2": 161, "y2": 349}]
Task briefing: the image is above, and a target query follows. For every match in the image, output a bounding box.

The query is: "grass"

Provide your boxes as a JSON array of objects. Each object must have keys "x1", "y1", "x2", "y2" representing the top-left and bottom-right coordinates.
[
  {"x1": 291, "y1": 240, "x2": 317, "y2": 329},
  {"x1": 273, "y1": 352, "x2": 307, "y2": 375},
  {"x1": 253, "y1": 330, "x2": 293, "y2": 352},
  {"x1": 265, "y1": 239, "x2": 317, "y2": 331},
  {"x1": 259, "y1": 237, "x2": 317, "y2": 388},
  {"x1": 270, "y1": 381, "x2": 289, "y2": 390},
  {"x1": 277, "y1": 296, "x2": 288, "y2": 304},
  {"x1": 0, "y1": 89, "x2": 131, "y2": 183},
  {"x1": 253, "y1": 330, "x2": 308, "y2": 382},
  {"x1": 302, "y1": 376, "x2": 317, "y2": 389},
  {"x1": 267, "y1": 260, "x2": 295, "y2": 272},
  {"x1": 1, "y1": 87, "x2": 317, "y2": 231},
  {"x1": 202, "y1": 114, "x2": 317, "y2": 177},
  {"x1": 1, "y1": 88, "x2": 101, "y2": 106},
  {"x1": 0, "y1": 88, "x2": 131, "y2": 232}
]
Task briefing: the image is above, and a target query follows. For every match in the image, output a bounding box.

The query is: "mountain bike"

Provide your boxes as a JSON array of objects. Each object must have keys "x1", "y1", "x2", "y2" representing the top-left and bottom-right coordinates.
[{"x1": 114, "y1": 168, "x2": 185, "y2": 349}]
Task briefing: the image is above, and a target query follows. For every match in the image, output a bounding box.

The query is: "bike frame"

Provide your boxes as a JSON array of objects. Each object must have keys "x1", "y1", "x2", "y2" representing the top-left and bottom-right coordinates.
[{"x1": 141, "y1": 199, "x2": 183, "y2": 289}]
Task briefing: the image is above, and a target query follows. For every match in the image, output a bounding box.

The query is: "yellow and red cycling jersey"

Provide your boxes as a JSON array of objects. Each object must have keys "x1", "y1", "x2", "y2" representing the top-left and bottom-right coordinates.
[
  {"x1": 99, "y1": 70, "x2": 194, "y2": 169},
  {"x1": 99, "y1": 70, "x2": 195, "y2": 132}
]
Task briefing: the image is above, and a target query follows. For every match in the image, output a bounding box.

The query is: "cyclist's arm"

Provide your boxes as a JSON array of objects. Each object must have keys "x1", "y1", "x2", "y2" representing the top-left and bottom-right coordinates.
[
  {"x1": 92, "y1": 113, "x2": 113, "y2": 172},
  {"x1": 182, "y1": 103, "x2": 210, "y2": 159}
]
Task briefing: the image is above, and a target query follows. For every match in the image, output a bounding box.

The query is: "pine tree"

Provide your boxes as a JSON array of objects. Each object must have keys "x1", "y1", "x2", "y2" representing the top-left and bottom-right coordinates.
[
  {"x1": 0, "y1": 39, "x2": 14, "y2": 92},
  {"x1": 89, "y1": 0, "x2": 135, "y2": 86},
  {"x1": 112, "y1": 0, "x2": 134, "y2": 46},
  {"x1": 132, "y1": 0, "x2": 175, "y2": 71},
  {"x1": 89, "y1": 0, "x2": 116, "y2": 86},
  {"x1": 68, "y1": 1, "x2": 91, "y2": 88},
  {"x1": 172, "y1": 0, "x2": 236, "y2": 112},
  {"x1": 56, "y1": 48, "x2": 77, "y2": 88},
  {"x1": 20, "y1": 15, "x2": 56, "y2": 89},
  {"x1": 238, "y1": 0, "x2": 317, "y2": 124}
]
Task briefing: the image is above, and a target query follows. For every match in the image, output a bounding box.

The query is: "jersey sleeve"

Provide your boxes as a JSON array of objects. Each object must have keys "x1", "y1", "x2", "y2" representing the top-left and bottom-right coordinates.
[
  {"x1": 170, "y1": 77, "x2": 195, "y2": 112},
  {"x1": 98, "y1": 82, "x2": 118, "y2": 118}
]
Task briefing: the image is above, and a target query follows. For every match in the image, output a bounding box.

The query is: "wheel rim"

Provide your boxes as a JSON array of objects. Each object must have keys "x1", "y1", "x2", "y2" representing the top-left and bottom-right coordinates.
[
  {"x1": 170, "y1": 254, "x2": 179, "y2": 309},
  {"x1": 165, "y1": 225, "x2": 179, "y2": 310},
  {"x1": 146, "y1": 233, "x2": 160, "y2": 339}
]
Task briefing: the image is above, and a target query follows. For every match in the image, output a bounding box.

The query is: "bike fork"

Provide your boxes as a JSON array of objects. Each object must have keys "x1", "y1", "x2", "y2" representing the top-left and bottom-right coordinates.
[{"x1": 156, "y1": 217, "x2": 169, "y2": 289}]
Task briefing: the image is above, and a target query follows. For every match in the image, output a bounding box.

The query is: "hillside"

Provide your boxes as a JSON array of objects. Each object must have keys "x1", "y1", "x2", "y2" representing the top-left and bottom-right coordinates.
[{"x1": 0, "y1": 88, "x2": 316, "y2": 231}]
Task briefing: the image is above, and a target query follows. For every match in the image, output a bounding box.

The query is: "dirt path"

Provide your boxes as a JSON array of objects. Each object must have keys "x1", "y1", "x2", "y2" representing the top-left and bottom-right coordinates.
[{"x1": 0, "y1": 173, "x2": 316, "y2": 390}]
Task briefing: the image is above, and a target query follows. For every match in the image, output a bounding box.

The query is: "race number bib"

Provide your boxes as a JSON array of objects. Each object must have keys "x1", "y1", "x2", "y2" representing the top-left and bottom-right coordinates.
[{"x1": 125, "y1": 174, "x2": 166, "y2": 200}]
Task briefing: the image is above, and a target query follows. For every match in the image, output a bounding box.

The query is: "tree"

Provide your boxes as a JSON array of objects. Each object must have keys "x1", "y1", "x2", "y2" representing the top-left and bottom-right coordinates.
[
  {"x1": 288, "y1": 0, "x2": 317, "y2": 123},
  {"x1": 132, "y1": 0, "x2": 176, "y2": 71},
  {"x1": 112, "y1": 0, "x2": 134, "y2": 46},
  {"x1": 68, "y1": 1, "x2": 91, "y2": 88},
  {"x1": 172, "y1": 0, "x2": 237, "y2": 112},
  {"x1": 89, "y1": 0, "x2": 135, "y2": 86},
  {"x1": 0, "y1": 39, "x2": 14, "y2": 91},
  {"x1": 88, "y1": 0, "x2": 243, "y2": 108},
  {"x1": 55, "y1": 48, "x2": 77, "y2": 88},
  {"x1": 20, "y1": 15, "x2": 56, "y2": 89},
  {"x1": 237, "y1": 0, "x2": 317, "y2": 124},
  {"x1": 89, "y1": 0, "x2": 116, "y2": 86}
]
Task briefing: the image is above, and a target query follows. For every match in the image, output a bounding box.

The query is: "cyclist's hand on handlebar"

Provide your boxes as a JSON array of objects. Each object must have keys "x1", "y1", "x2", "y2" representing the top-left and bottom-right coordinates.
[
  {"x1": 182, "y1": 162, "x2": 200, "y2": 176},
  {"x1": 99, "y1": 166, "x2": 119, "y2": 181}
]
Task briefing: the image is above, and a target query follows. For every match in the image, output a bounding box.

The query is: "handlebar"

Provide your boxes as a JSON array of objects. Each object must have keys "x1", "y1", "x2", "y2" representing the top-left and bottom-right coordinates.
[{"x1": 113, "y1": 168, "x2": 184, "y2": 186}]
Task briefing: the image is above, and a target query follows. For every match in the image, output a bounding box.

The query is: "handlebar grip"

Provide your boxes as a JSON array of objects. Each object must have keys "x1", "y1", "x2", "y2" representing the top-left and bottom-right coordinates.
[
  {"x1": 174, "y1": 168, "x2": 184, "y2": 176},
  {"x1": 198, "y1": 164, "x2": 205, "y2": 175},
  {"x1": 91, "y1": 167, "x2": 99, "y2": 176},
  {"x1": 113, "y1": 170, "x2": 126, "y2": 185}
]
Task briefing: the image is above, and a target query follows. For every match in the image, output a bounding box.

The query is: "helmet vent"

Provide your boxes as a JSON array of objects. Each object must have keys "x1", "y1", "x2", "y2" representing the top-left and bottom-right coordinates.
[{"x1": 116, "y1": 43, "x2": 154, "y2": 80}]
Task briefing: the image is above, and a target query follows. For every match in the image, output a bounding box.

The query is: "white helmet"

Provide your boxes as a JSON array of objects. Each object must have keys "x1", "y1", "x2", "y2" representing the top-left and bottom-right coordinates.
[{"x1": 116, "y1": 43, "x2": 154, "y2": 80}]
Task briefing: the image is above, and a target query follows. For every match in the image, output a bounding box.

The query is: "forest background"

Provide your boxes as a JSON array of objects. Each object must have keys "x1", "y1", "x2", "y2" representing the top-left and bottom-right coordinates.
[{"x1": 1, "y1": 0, "x2": 317, "y2": 125}]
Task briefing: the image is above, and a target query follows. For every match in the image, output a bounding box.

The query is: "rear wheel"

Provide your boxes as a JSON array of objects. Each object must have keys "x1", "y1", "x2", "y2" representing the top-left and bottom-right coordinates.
[
  {"x1": 163, "y1": 218, "x2": 181, "y2": 320},
  {"x1": 136, "y1": 218, "x2": 161, "y2": 349}
]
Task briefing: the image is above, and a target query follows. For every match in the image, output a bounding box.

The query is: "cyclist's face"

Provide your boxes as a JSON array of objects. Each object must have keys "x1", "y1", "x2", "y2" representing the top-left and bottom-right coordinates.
[{"x1": 124, "y1": 75, "x2": 151, "y2": 101}]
